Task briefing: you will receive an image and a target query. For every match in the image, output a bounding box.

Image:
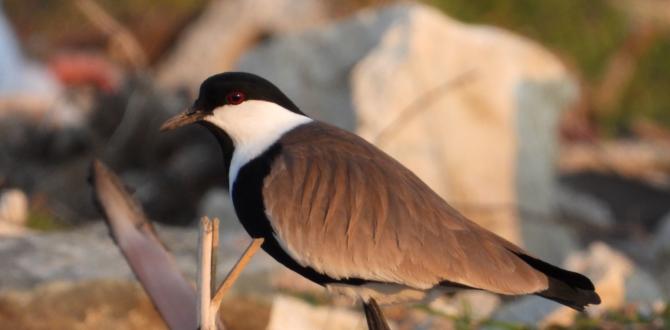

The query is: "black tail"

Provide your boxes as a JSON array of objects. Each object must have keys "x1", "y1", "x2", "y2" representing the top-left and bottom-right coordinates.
[
  {"x1": 363, "y1": 298, "x2": 391, "y2": 330},
  {"x1": 514, "y1": 252, "x2": 601, "y2": 311}
]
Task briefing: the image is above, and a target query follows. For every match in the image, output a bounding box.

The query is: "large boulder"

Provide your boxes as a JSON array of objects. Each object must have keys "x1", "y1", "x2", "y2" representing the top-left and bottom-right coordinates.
[
  {"x1": 266, "y1": 295, "x2": 367, "y2": 330},
  {"x1": 238, "y1": 3, "x2": 576, "y2": 244}
]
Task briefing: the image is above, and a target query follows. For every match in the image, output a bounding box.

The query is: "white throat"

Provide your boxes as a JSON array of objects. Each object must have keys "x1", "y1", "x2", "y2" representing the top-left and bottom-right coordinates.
[{"x1": 203, "y1": 100, "x2": 312, "y2": 190}]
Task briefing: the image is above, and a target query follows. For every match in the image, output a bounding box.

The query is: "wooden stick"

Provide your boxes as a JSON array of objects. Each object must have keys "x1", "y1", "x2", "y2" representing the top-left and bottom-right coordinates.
[
  {"x1": 211, "y1": 218, "x2": 220, "y2": 296},
  {"x1": 90, "y1": 160, "x2": 197, "y2": 330},
  {"x1": 197, "y1": 217, "x2": 215, "y2": 330},
  {"x1": 210, "y1": 238, "x2": 265, "y2": 317}
]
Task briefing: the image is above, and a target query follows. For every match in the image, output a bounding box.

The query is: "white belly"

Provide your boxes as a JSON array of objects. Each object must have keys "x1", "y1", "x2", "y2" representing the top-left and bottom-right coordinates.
[{"x1": 325, "y1": 282, "x2": 453, "y2": 305}]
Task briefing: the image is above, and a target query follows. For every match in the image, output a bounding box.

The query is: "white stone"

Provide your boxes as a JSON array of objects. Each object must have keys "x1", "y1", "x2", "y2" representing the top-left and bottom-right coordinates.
[
  {"x1": 266, "y1": 295, "x2": 367, "y2": 330},
  {"x1": 0, "y1": 189, "x2": 28, "y2": 226},
  {"x1": 492, "y1": 242, "x2": 639, "y2": 327},
  {"x1": 238, "y1": 3, "x2": 576, "y2": 244}
]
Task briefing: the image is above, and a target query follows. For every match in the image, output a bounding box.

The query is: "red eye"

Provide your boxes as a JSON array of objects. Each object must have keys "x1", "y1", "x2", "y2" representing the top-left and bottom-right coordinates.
[{"x1": 225, "y1": 91, "x2": 246, "y2": 105}]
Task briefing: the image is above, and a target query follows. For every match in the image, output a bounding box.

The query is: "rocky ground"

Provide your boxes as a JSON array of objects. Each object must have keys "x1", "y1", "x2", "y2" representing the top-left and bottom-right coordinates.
[{"x1": 1, "y1": 1, "x2": 670, "y2": 329}]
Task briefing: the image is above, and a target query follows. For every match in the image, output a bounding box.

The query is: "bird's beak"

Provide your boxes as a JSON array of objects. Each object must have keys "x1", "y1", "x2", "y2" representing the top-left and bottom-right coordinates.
[{"x1": 160, "y1": 108, "x2": 207, "y2": 132}]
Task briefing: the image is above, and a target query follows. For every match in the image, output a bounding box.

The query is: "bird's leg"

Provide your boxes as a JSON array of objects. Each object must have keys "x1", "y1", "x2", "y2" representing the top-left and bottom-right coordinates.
[
  {"x1": 363, "y1": 298, "x2": 391, "y2": 330},
  {"x1": 210, "y1": 238, "x2": 265, "y2": 315}
]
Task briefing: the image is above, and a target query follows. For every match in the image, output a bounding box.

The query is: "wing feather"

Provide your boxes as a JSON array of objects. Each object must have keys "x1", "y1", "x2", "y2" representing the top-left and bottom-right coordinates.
[{"x1": 263, "y1": 122, "x2": 548, "y2": 294}]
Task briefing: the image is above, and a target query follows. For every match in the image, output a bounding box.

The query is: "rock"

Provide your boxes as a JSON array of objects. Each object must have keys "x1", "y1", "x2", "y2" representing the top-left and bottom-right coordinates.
[
  {"x1": 492, "y1": 242, "x2": 646, "y2": 327},
  {"x1": 490, "y1": 295, "x2": 564, "y2": 328},
  {"x1": 0, "y1": 222, "x2": 277, "y2": 290},
  {"x1": 156, "y1": 0, "x2": 331, "y2": 92},
  {"x1": 624, "y1": 269, "x2": 665, "y2": 309},
  {"x1": 238, "y1": 3, "x2": 576, "y2": 244},
  {"x1": 0, "y1": 189, "x2": 28, "y2": 226},
  {"x1": 266, "y1": 295, "x2": 367, "y2": 330}
]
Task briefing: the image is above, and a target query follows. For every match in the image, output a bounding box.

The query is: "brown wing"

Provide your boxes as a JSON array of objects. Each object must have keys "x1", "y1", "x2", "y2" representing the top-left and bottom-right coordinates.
[{"x1": 263, "y1": 122, "x2": 548, "y2": 294}]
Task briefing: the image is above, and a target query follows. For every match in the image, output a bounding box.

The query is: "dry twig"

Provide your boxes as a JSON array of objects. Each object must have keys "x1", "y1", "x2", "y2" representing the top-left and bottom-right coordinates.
[
  {"x1": 92, "y1": 160, "x2": 265, "y2": 330},
  {"x1": 90, "y1": 159, "x2": 198, "y2": 330}
]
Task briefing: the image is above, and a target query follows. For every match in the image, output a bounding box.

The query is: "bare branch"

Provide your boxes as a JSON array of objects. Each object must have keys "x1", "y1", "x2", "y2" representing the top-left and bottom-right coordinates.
[
  {"x1": 198, "y1": 217, "x2": 216, "y2": 330},
  {"x1": 90, "y1": 159, "x2": 197, "y2": 330}
]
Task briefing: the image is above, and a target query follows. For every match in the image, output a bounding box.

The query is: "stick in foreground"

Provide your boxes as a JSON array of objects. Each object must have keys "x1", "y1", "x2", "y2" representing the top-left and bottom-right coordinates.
[{"x1": 90, "y1": 159, "x2": 198, "y2": 330}]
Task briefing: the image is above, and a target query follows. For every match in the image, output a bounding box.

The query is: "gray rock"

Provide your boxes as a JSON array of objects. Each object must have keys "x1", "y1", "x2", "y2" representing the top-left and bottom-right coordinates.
[
  {"x1": 238, "y1": 3, "x2": 576, "y2": 244},
  {"x1": 625, "y1": 269, "x2": 665, "y2": 307},
  {"x1": 491, "y1": 242, "x2": 657, "y2": 327},
  {"x1": 266, "y1": 295, "x2": 366, "y2": 330},
  {"x1": 0, "y1": 222, "x2": 278, "y2": 291},
  {"x1": 490, "y1": 296, "x2": 561, "y2": 327},
  {"x1": 238, "y1": 5, "x2": 404, "y2": 129}
]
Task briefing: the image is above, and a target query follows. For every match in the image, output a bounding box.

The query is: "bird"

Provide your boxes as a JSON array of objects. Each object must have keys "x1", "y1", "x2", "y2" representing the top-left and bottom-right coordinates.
[{"x1": 161, "y1": 72, "x2": 601, "y2": 329}]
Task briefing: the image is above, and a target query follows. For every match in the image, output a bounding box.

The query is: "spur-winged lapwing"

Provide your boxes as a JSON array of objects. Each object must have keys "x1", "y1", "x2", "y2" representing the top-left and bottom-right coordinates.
[{"x1": 162, "y1": 72, "x2": 600, "y2": 329}]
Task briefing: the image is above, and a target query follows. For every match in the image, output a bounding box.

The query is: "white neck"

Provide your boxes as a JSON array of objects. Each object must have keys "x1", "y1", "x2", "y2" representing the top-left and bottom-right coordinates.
[{"x1": 203, "y1": 100, "x2": 312, "y2": 190}]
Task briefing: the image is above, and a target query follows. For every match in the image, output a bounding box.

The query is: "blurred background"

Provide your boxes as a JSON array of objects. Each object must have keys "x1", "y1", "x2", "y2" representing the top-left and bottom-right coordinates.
[{"x1": 1, "y1": 0, "x2": 669, "y2": 329}]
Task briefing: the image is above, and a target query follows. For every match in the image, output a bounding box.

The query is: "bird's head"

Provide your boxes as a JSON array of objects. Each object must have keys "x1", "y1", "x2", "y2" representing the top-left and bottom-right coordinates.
[{"x1": 161, "y1": 72, "x2": 309, "y2": 147}]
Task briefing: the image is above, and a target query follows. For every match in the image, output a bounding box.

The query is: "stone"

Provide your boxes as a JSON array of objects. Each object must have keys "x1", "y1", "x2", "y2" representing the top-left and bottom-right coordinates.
[
  {"x1": 491, "y1": 242, "x2": 642, "y2": 327},
  {"x1": 156, "y1": 0, "x2": 331, "y2": 92},
  {"x1": 624, "y1": 269, "x2": 665, "y2": 309},
  {"x1": 490, "y1": 295, "x2": 563, "y2": 328},
  {"x1": 0, "y1": 189, "x2": 28, "y2": 226},
  {"x1": 0, "y1": 222, "x2": 277, "y2": 290},
  {"x1": 238, "y1": 3, "x2": 576, "y2": 244},
  {"x1": 266, "y1": 295, "x2": 367, "y2": 330}
]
